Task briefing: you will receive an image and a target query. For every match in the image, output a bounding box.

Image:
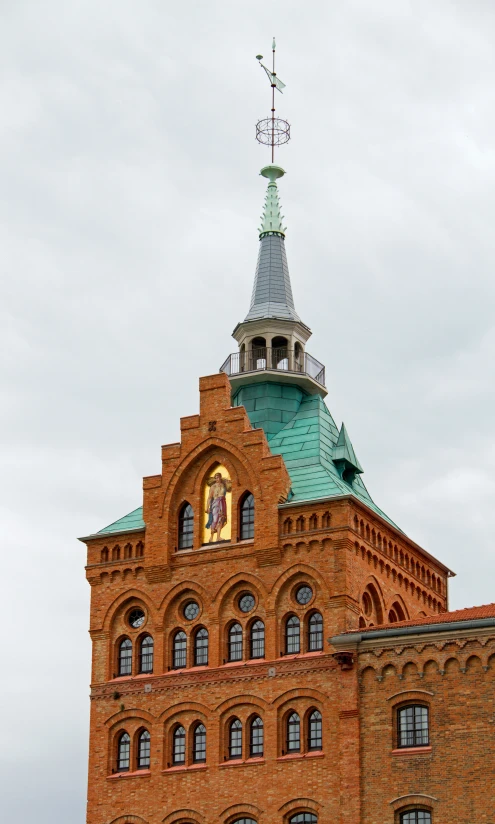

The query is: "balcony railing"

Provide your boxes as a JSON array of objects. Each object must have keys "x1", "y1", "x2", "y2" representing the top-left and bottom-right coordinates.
[{"x1": 220, "y1": 347, "x2": 326, "y2": 387}]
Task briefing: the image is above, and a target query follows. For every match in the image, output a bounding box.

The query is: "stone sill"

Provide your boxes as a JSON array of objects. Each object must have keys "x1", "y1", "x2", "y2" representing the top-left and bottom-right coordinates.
[
  {"x1": 162, "y1": 764, "x2": 207, "y2": 774},
  {"x1": 219, "y1": 758, "x2": 265, "y2": 768},
  {"x1": 107, "y1": 770, "x2": 150, "y2": 780},
  {"x1": 391, "y1": 746, "x2": 432, "y2": 757},
  {"x1": 277, "y1": 751, "x2": 324, "y2": 762}
]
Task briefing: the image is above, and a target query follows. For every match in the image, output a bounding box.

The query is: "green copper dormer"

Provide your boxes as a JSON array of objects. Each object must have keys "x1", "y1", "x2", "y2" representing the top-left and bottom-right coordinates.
[{"x1": 332, "y1": 423, "x2": 364, "y2": 485}]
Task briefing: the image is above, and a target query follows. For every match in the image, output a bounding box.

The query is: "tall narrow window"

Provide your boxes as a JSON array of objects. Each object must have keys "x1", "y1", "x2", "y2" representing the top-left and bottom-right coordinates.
[
  {"x1": 308, "y1": 709, "x2": 322, "y2": 750},
  {"x1": 308, "y1": 612, "x2": 323, "y2": 651},
  {"x1": 118, "y1": 638, "x2": 132, "y2": 676},
  {"x1": 289, "y1": 815, "x2": 317, "y2": 824},
  {"x1": 193, "y1": 723, "x2": 206, "y2": 763},
  {"x1": 194, "y1": 628, "x2": 209, "y2": 666},
  {"x1": 173, "y1": 630, "x2": 187, "y2": 669},
  {"x1": 137, "y1": 730, "x2": 150, "y2": 769},
  {"x1": 228, "y1": 623, "x2": 243, "y2": 661},
  {"x1": 173, "y1": 725, "x2": 186, "y2": 764},
  {"x1": 139, "y1": 635, "x2": 154, "y2": 673},
  {"x1": 397, "y1": 705, "x2": 429, "y2": 748},
  {"x1": 287, "y1": 712, "x2": 300, "y2": 752},
  {"x1": 178, "y1": 503, "x2": 194, "y2": 550},
  {"x1": 400, "y1": 813, "x2": 431, "y2": 824},
  {"x1": 229, "y1": 718, "x2": 242, "y2": 759},
  {"x1": 250, "y1": 620, "x2": 265, "y2": 659},
  {"x1": 249, "y1": 716, "x2": 264, "y2": 757},
  {"x1": 285, "y1": 616, "x2": 300, "y2": 654},
  {"x1": 117, "y1": 731, "x2": 130, "y2": 771},
  {"x1": 240, "y1": 492, "x2": 255, "y2": 540}
]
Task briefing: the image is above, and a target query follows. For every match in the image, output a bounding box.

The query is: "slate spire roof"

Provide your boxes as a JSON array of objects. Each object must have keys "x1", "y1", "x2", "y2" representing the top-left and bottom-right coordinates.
[{"x1": 244, "y1": 165, "x2": 302, "y2": 323}]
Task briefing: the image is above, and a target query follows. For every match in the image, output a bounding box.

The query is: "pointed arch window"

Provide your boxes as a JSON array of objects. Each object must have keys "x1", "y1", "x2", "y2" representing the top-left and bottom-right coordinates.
[
  {"x1": 118, "y1": 638, "x2": 132, "y2": 676},
  {"x1": 285, "y1": 615, "x2": 300, "y2": 655},
  {"x1": 249, "y1": 620, "x2": 265, "y2": 659},
  {"x1": 240, "y1": 492, "x2": 254, "y2": 540},
  {"x1": 172, "y1": 630, "x2": 187, "y2": 669},
  {"x1": 308, "y1": 612, "x2": 323, "y2": 651},
  {"x1": 139, "y1": 635, "x2": 153, "y2": 673},
  {"x1": 308, "y1": 709, "x2": 322, "y2": 750},
  {"x1": 172, "y1": 725, "x2": 186, "y2": 764},
  {"x1": 249, "y1": 716, "x2": 264, "y2": 757},
  {"x1": 194, "y1": 628, "x2": 209, "y2": 666},
  {"x1": 117, "y1": 731, "x2": 130, "y2": 771},
  {"x1": 287, "y1": 712, "x2": 300, "y2": 752},
  {"x1": 178, "y1": 503, "x2": 194, "y2": 550},
  {"x1": 193, "y1": 723, "x2": 206, "y2": 763},
  {"x1": 228, "y1": 623, "x2": 243, "y2": 662},
  {"x1": 137, "y1": 729, "x2": 150, "y2": 769},
  {"x1": 229, "y1": 718, "x2": 242, "y2": 759}
]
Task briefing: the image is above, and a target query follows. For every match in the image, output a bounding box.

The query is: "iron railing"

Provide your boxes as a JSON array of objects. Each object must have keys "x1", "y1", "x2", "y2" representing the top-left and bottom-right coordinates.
[{"x1": 220, "y1": 348, "x2": 325, "y2": 387}]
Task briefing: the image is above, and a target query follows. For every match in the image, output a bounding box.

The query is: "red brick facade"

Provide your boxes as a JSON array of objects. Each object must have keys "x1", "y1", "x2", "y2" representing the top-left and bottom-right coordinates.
[{"x1": 81, "y1": 372, "x2": 484, "y2": 824}]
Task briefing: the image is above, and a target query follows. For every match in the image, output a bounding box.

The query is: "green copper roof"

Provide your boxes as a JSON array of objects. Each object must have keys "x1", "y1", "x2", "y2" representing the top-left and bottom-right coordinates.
[
  {"x1": 258, "y1": 165, "x2": 286, "y2": 238},
  {"x1": 97, "y1": 506, "x2": 145, "y2": 536}
]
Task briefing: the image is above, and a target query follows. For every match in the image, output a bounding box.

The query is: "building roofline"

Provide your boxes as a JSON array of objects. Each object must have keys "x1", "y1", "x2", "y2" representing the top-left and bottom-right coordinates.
[
  {"x1": 78, "y1": 526, "x2": 146, "y2": 543},
  {"x1": 330, "y1": 616, "x2": 495, "y2": 646},
  {"x1": 278, "y1": 493, "x2": 455, "y2": 577}
]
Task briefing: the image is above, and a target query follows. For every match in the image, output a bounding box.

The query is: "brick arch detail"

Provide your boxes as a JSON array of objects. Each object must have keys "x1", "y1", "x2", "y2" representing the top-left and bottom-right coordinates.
[
  {"x1": 105, "y1": 707, "x2": 156, "y2": 729},
  {"x1": 158, "y1": 700, "x2": 211, "y2": 724},
  {"x1": 108, "y1": 817, "x2": 149, "y2": 824},
  {"x1": 216, "y1": 693, "x2": 269, "y2": 717},
  {"x1": 159, "y1": 437, "x2": 265, "y2": 519},
  {"x1": 221, "y1": 802, "x2": 262, "y2": 822},
  {"x1": 162, "y1": 809, "x2": 206, "y2": 824},
  {"x1": 158, "y1": 578, "x2": 213, "y2": 615},
  {"x1": 272, "y1": 687, "x2": 327, "y2": 708},
  {"x1": 101, "y1": 588, "x2": 160, "y2": 634},
  {"x1": 213, "y1": 571, "x2": 269, "y2": 609},
  {"x1": 389, "y1": 792, "x2": 438, "y2": 812},
  {"x1": 268, "y1": 562, "x2": 332, "y2": 610},
  {"x1": 278, "y1": 796, "x2": 321, "y2": 813},
  {"x1": 387, "y1": 593, "x2": 409, "y2": 620}
]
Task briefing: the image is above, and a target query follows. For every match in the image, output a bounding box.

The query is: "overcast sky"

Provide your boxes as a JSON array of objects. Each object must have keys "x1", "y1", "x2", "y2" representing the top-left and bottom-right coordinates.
[{"x1": 2, "y1": 1, "x2": 495, "y2": 821}]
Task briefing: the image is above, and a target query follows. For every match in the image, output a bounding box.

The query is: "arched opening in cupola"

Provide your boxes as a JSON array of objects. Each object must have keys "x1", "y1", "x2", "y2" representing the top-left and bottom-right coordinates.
[
  {"x1": 251, "y1": 336, "x2": 267, "y2": 369},
  {"x1": 271, "y1": 335, "x2": 289, "y2": 369}
]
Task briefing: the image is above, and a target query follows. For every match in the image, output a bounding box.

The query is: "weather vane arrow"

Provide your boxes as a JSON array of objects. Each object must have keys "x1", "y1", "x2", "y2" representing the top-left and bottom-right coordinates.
[{"x1": 255, "y1": 37, "x2": 290, "y2": 164}]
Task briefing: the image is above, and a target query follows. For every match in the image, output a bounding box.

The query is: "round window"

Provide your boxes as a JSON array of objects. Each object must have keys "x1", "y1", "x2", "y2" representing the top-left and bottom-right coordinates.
[
  {"x1": 295, "y1": 585, "x2": 313, "y2": 605},
  {"x1": 128, "y1": 608, "x2": 145, "y2": 628},
  {"x1": 184, "y1": 601, "x2": 200, "y2": 621},
  {"x1": 238, "y1": 593, "x2": 255, "y2": 613}
]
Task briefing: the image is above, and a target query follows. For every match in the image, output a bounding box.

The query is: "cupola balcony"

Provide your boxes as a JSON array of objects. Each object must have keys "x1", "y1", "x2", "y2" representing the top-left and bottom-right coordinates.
[{"x1": 220, "y1": 347, "x2": 327, "y2": 397}]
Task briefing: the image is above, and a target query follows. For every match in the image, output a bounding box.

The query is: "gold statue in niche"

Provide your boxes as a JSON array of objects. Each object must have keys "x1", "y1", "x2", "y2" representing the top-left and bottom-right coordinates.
[{"x1": 203, "y1": 464, "x2": 232, "y2": 544}]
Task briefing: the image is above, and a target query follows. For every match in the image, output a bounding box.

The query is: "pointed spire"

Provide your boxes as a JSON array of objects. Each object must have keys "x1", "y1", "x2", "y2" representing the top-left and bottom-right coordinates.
[
  {"x1": 244, "y1": 165, "x2": 301, "y2": 323},
  {"x1": 333, "y1": 423, "x2": 364, "y2": 484}
]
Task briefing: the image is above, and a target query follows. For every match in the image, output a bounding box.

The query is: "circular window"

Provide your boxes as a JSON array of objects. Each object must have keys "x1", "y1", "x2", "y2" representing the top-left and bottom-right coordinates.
[
  {"x1": 183, "y1": 601, "x2": 200, "y2": 621},
  {"x1": 128, "y1": 608, "x2": 145, "y2": 628},
  {"x1": 295, "y1": 585, "x2": 313, "y2": 605},
  {"x1": 238, "y1": 593, "x2": 255, "y2": 613}
]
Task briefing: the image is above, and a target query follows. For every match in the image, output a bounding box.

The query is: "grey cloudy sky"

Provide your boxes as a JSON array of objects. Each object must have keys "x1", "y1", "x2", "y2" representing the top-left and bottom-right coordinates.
[{"x1": 1, "y1": 0, "x2": 495, "y2": 820}]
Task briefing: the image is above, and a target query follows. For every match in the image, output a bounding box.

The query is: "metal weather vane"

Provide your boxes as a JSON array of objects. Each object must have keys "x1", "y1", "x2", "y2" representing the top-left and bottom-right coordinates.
[{"x1": 256, "y1": 38, "x2": 290, "y2": 164}]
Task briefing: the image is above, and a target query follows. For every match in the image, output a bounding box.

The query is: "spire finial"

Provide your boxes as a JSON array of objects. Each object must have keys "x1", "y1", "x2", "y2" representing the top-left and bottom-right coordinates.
[{"x1": 255, "y1": 38, "x2": 290, "y2": 165}]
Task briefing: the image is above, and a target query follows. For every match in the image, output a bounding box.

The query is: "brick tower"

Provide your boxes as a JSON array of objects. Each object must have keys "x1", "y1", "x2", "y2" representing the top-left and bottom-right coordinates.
[{"x1": 81, "y1": 97, "x2": 453, "y2": 824}]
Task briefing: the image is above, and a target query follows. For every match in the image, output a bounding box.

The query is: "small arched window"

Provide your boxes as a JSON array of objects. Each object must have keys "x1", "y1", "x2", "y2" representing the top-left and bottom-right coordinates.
[
  {"x1": 139, "y1": 635, "x2": 153, "y2": 673},
  {"x1": 178, "y1": 503, "x2": 194, "y2": 550},
  {"x1": 117, "y1": 731, "x2": 130, "y2": 771},
  {"x1": 101, "y1": 547, "x2": 109, "y2": 562},
  {"x1": 232, "y1": 820, "x2": 257, "y2": 824},
  {"x1": 240, "y1": 492, "x2": 255, "y2": 540},
  {"x1": 249, "y1": 716, "x2": 263, "y2": 757},
  {"x1": 397, "y1": 705, "x2": 429, "y2": 748},
  {"x1": 118, "y1": 638, "x2": 132, "y2": 676},
  {"x1": 250, "y1": 620, "x2": 265, "y2": 659},
  {"x1": 308, "y1": 612, "x2": 323, "y2": 651},
  {"x1": 400, "y1": 813, "x2": 431, "y2": 824},
  {"x1": 172, "y1": 630, "x2": 187, "y2": 669},
  {"x1": 228, "y1": 623, "x2": 243, "y2": 662},
  {"x1": 173, "y1": 725, "x2": 186, "y2": 764},
  {"x1": 137, "y1": 729, "x2": 150, "y2": 769},
  {"x1": 287, "y1": 712, "x2": 300, "y2": 752},
  {"x1": 289, "y1": 815, "x2": 317, "y2": 824},
  {"x1": 308, "y1": 709, "x2": 322, "y2": 750},
  {"x1": 229, "y1": 718, "x2": 242, "y2": 759},
  {"x1": 193, "y1": 723, "x2": 206, "y2": 763},
  {"x1": 285, "y1": 615, "x2": 300, "y2": 655},
  {"x1": 194, "y1": 628, "x2": 208, "y2": 666}
]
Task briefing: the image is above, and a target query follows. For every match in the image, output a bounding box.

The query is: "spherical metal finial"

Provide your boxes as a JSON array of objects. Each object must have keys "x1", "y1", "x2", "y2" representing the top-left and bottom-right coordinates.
[
  {"x1": 256, "y1": 54, "x2": 263, "y2": 60},
  {"x1": 256, "y1": 117, "x2": 290, "y2": 147}
]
